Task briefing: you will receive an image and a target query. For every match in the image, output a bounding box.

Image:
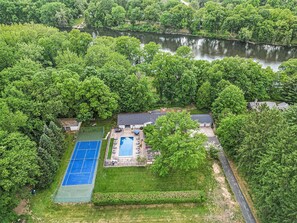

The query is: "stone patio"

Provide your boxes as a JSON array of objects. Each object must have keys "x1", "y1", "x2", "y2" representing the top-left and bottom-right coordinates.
[{"x1": 105, "y1": 128, "x2": 148, "y2": 167}]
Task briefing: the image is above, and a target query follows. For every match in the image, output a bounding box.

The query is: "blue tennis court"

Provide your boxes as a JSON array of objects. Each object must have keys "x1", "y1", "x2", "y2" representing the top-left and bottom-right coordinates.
[{"x1": 62, "y1": 141, "x2": 101, "y2": 186}]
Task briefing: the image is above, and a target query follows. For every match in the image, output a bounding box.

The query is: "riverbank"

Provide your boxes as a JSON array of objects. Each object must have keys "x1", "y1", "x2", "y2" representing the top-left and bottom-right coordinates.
[
  {"x1": 79, "y1": 26, "x2": 297, "y2": 71},
  {"x1": 93, "y1": 23, "x2": 297, "y2": 47}
]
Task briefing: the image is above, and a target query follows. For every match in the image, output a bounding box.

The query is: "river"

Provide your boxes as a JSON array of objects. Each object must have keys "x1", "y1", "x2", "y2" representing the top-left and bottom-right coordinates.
[{"x1": 85, "y1": 28, "x2": 297, "y2": 71}]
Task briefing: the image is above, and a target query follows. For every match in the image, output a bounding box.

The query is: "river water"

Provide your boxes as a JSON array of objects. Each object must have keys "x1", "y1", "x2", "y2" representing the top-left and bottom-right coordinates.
[{"x1": 86, "y1": 28, "x2": 297, "y2": 71}]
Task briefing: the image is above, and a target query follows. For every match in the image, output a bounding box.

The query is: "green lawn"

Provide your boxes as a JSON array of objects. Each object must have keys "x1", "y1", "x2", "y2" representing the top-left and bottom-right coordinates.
[
  {"x1": 94, "y1": 165, "x2": 213, "y2": 193},
  {"x1": 28, "y1": 117, "x2": 243, "y2": 223},
  {"x1": 94, "y1": 116, "x2": 214, "y2": 193}
]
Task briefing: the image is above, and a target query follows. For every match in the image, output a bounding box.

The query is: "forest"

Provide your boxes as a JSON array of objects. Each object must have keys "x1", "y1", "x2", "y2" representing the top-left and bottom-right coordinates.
[
  {"x1": 85, "y1": 0, "x2": 297, "y2": 45},
  {"x1": 0, "y1": 0, "x2": 297, "y2": 45},
  {"x1": 0, "y1": 21, "x2": 296, "y2": 223}
]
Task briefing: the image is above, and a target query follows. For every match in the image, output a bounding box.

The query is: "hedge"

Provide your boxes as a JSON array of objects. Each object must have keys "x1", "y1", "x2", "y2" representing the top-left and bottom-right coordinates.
[{"x1": 92, "y1": 190, "x2": 206, "y2": 206}]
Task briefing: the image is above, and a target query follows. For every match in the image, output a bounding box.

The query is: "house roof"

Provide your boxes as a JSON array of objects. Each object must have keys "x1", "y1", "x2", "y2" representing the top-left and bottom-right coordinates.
[
  {"x1": 117, "y1": 112, "x2": 213, "y2": 126},
  {"x1": 248, "y1": 101, "x2": 277, "y2": 109},
  {"x1": 117, "y1": 112, "x2": 166, "y2": 126},
  {"x1": 248, "y1": 101, "x2": 289, "y2": 110},
  {"x1": 277, "y1": 102, "x2": 289, "y2": 110},
  {"x1": 191, "y1": 114, "x2": 213, "y2": 124}
]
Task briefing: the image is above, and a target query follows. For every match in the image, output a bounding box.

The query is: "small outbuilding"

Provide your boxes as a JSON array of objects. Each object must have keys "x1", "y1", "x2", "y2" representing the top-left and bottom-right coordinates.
[{"x1": 59, "y1": 118, "x2": 82, "y2": 132}]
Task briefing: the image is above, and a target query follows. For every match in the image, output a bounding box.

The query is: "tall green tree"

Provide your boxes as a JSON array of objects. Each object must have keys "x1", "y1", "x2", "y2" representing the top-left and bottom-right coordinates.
[
  {"x1": 212, "y1": 85, "x2": 246, "y2": 122},
  {"x1": 40, "y1": 2, "x2": 72, "y2": 27},
  {"x1": 196, "y1": 81, "x2": 212, "y2": 109},
  {"x1": 142, "y1": 42, "x2": 161, "y2": 64},
  {"x1": 216, "y1": 114, "x2": 247, "y2": 158},
  {"x1": 282, "y1": 74, "x2": 297, "y2": 104},
  {"x1": 237, "y1": 107, "x2": 297, "y2": 223},
  {"x1": 75, "y1": 77, "x2": 118, "y2": 121},
  {"x1": 119, "y1": 74, "x2": 155, "y2": 112},
  {"x1": 145, "y1": 112, "x2": 207, "y2": 177},
  {"x1": 0, "y1": 101, "x2": 27, "y2": 132},
  {"x1": 115, "y1": 36, "x2": 141, "y2": 64},
  {"x1": 110, "y1": 5, "x2": 126, "y2": 26},
  {"x1": 0, "y1": 131, "x2": 39, "y2": 221}
]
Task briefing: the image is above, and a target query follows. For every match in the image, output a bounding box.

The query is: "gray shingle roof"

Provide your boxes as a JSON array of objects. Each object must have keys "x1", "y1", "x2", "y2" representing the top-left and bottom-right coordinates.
[
  {"x1": 191, "y1": 114, "x2": 213, "y2": 124},
  {"x1": 117, "y1": 112, "x2": 213, "y2": 126},
  {"x1": 117, "y1": 112, "x2": 166, "y2": 126}
]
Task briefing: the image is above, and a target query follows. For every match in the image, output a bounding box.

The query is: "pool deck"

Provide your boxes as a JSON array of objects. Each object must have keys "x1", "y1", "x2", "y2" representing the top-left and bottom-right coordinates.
[{"x1": 105, "y1": 128, "x2": 150, "y2": 167}]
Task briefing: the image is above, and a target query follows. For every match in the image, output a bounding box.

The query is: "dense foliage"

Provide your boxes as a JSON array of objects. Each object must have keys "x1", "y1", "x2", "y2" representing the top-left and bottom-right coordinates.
[
  {"x1": 0, "y1": 0, "x2": 296, "y2": 45},
  {"x1": 84, "y1": 0, "x2": 297, "y2": 45},
  {"x1": 0, "y1": 0, "x2": 87, "y2": 27},
  {"x1": 93, "y1": 190, "x2": 205, "y2": 206},
  {"x1": 217, "y1": 105, "x2": 297, "y2": 222},
  {"x1": 0, "y1": 24, "x2": 295, "y2": 221},
  {"x1": 144, "y1": 112, "x2": 207, "y2": 176}
]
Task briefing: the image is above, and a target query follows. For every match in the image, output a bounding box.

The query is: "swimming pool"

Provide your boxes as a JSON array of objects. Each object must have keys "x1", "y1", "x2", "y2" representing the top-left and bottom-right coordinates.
[{"x1": 119, "y1": 137, "x2": 134, "y2": 156}]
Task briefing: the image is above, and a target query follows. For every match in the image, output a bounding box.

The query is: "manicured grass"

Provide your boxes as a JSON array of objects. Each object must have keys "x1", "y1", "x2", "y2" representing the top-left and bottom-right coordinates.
[
  {"x1": 93, "y1": 116, "x2": 214, "y2": 194},
  {"x1": 28, "y1": 117, "x2": 243, "y2": 223},
  {"x1": 107, "y1": 138, "x2": 114, "y2": 159},
  {"x1": 94, "y1": 165, "x2": 213, "y2": 193}
]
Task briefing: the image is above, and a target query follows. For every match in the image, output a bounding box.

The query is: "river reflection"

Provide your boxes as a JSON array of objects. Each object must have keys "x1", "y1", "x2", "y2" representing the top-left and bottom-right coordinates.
[{"x1": 87, "y1": 28, "x2": 297, "y2": 71}]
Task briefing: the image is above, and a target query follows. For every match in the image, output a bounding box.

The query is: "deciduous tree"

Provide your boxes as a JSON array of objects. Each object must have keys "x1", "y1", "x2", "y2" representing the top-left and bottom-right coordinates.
[
  {"x1": 145, "y1": 112, "x2": 207, "y2": 177},
  {"x1": 212, "y1": 85, "x2": 246, "y2": 122}
]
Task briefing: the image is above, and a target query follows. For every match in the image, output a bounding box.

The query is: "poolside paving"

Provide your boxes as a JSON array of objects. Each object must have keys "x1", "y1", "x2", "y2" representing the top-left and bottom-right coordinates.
[{"x1": 106, "y1": 128, "x2": 147, "y2": 167}]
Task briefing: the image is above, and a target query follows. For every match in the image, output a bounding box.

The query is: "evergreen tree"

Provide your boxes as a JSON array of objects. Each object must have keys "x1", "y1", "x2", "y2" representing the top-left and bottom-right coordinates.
[
  {"x1": 39, "y1": 133, "x2": 58, "y2": 160},
  {"x1": 49, "y1": 121, "x2": 65, "y2": 158},
  {"x1": 36, "y1": 147, "x2": 57, "y2": 188}
]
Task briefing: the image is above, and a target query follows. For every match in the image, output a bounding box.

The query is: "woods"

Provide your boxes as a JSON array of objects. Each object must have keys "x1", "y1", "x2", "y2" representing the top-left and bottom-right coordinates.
[
  {"x1": 217, "y1": 106, "x2": 297, "y2": 223},
  {"x1": 0, "y1": 23, "x2": 296, "y2": 222},
  {"x1": 0, "y1": 1, "x2": 296, "y2": 45},
  {"x1": 84, "y1": 0, "x2": 297, "y2": 45}
]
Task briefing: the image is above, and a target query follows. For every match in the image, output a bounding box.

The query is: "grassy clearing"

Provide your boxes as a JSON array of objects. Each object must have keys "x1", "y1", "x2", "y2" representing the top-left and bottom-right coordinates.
[{"x1": 94, "y1": 165, "x2": 214, "y2": 193}]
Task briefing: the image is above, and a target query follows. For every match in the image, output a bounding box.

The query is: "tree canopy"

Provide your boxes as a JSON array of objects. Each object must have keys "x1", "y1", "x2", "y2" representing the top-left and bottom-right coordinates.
[
  {"x1": 217, "y1": 106, "x2": 297, "y2": 223},
  {"x1": 0, "y1": 23, "x2": 295, "y2": 221},
  {"x1": 144, "y1": 112, "x2": 207, "y2": 177}
]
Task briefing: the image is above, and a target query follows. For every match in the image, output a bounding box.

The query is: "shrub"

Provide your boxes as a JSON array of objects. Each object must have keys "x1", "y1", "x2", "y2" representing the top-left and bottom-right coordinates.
[{"x1": 93, "y1": 190, "x2": 205, "y2": 206}]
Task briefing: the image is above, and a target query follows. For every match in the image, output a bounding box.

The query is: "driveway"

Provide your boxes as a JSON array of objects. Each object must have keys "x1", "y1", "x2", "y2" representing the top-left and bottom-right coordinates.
[{"x1": 207, "y1": 130, "x2": 256, "y2": 223}]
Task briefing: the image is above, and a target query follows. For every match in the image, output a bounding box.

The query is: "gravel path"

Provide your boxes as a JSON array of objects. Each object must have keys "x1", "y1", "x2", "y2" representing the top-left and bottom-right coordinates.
[{"x1": 209, "y1": 136, "x2": 256, "y2": 223}]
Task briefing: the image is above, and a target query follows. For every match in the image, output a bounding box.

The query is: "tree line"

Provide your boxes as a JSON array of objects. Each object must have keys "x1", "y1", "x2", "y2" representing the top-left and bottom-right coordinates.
[
  {"x1": 217, "y1": 105, "x2": 297, "y2": 223},
  {"x1": 84, "y1": 0, "x2": 297, "y2": 45},
  {"x1": 0, "y1": 24, "x2": 296, "y2": 221},
  {"x1": 0, "y1": 0, "x2": 296, "y2": 45},
  {"x1": 0, "y1": 0, "x2": 87, "y2": 27}
]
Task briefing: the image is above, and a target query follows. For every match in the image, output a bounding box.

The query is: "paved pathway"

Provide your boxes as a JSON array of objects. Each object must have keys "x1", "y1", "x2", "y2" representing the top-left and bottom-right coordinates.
[{"x1": 209, "y1": 136, "x2": 256, "y2": 223}]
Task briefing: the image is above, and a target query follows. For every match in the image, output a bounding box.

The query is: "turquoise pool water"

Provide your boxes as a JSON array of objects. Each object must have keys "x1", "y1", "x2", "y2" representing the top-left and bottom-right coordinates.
[{"x1": 119, "y1": 137, "x2": 134, "y2": 156}]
